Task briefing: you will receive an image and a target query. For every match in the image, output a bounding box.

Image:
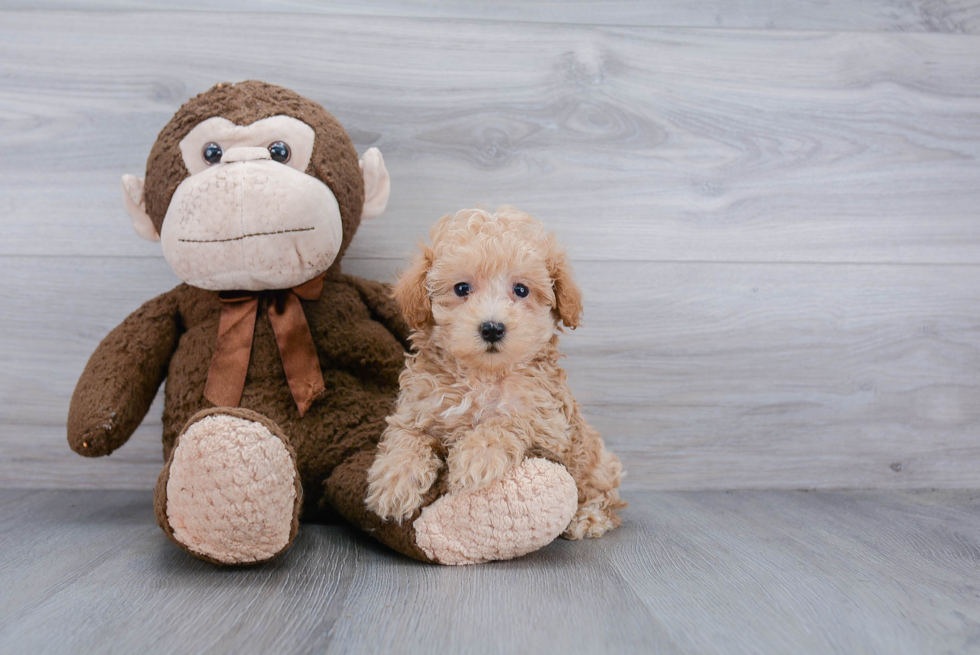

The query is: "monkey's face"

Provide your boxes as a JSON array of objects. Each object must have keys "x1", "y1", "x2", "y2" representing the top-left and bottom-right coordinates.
[
  {"x1": 160, "y1": 116, "x2": 342, "y2": 291},
  {"x1": 123, "y1": 82, "x2": 390, "y2": 291}
]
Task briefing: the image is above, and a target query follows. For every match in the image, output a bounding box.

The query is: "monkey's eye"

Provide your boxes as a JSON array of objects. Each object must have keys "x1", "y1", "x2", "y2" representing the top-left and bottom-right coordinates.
[
  {"x1": 202, "y1": 143, "x2": 223, "y2": 165},
  {"x1": 513, "y1": 283, "x2": 529, "y2": 298},
  {"x1": 453, "y1": 283, "x2": 470, "y2": 297},
  {"x1": 268, "y1": 141, "x2": 290, "y2": 163}
]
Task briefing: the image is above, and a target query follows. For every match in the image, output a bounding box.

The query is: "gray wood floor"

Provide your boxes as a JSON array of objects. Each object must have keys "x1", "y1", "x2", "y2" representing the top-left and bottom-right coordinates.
[{"x1": 1, "y1": 488, "x2": 978, "y2": 654}]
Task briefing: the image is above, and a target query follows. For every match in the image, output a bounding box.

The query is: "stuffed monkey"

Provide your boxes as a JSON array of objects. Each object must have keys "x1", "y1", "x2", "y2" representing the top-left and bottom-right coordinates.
[{"x1": 68, "y1": 81, "x2": 579, "y2": 565}]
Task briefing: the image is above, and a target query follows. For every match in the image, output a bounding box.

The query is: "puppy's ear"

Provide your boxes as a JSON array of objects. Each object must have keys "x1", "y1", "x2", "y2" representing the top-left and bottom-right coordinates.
[
  {"x1": 393, "y1": 246, "x2": 434, "y2": 330},
  {"x1": 549, "y1": 244, "x2": 583, "y2": 329}
]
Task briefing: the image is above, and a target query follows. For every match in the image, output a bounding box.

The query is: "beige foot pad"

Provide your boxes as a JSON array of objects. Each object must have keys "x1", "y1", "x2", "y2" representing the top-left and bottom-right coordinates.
[
  {"x1": 165, "y1": 413, "x2": 299, "y2": 564},
  {"x1": 413, "y1": 458, "x2": 578, "y2": 565}
]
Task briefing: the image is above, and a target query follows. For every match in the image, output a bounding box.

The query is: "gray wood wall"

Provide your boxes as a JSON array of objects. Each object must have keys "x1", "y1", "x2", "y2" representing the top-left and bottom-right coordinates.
[{"x1": 2, "y1": 2, "x2": 979, "y2": 491}]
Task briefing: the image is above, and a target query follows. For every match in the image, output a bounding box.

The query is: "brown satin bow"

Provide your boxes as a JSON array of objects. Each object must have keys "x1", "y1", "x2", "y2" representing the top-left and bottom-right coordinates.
[{"x1": 204, "y1": 273, "x2": 327, "y2": 417}]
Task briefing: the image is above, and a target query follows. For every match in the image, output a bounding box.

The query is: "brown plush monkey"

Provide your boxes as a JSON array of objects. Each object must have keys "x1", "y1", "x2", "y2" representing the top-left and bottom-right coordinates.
[{"x1": 68, "y1": 81, "x2": 578, "y2": 565}]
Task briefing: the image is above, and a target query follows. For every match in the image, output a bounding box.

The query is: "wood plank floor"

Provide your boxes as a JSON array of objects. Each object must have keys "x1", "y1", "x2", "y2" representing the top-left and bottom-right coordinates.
[{"x1": 1, "y1": 489, "x2": 978, "y2": 654}]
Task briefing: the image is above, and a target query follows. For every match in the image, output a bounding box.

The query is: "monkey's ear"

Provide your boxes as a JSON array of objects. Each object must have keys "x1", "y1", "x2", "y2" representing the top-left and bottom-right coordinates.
[
  {"x1": 359, "y1": 148, "x2": 390, "y2": 220},
  {"x1": 392, "y1": 247, "x2": 433, "y2": 331},
  {"x1": 121, "y1": 175, "x2": 160, "y2": 242}
]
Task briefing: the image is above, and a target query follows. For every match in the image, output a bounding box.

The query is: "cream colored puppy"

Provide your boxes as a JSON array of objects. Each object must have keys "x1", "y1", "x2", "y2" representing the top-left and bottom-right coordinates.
[{"x1": 366, "y1": 208, "x2": 625, "y2": 540}]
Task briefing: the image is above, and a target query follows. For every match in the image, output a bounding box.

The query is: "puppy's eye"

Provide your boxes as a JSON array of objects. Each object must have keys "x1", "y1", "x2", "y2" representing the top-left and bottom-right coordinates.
[
  {"x1": 202, "y1": 143, "x2": 223, "y2": 165},
  {"x1": 513, "y1": 283, "x2": 529, "y2": 298},
  {"x1": 453, "y1": 283, "x2": 470, "y2": 297},
  {"x1": 268, "y1": 141, "x2": 290, "y2": 163}
]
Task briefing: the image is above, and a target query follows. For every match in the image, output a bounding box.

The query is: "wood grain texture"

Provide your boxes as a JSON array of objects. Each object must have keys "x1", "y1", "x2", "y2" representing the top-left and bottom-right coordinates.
[
  {"x1": 3, "y1": 256, "x2": 978, "y2": 490},
  {"x1": 5, "y1": 1, "x2": 980, "y2": 33},
  {"x1": 1, "y1": 489, "x2": 978, "y2": 654},
  {"x1": 2, "y1": 9, "x2": 979, "y2": 491},
  {"x1": 1, "y1": 12, "x2": 979, "y2": 263}
]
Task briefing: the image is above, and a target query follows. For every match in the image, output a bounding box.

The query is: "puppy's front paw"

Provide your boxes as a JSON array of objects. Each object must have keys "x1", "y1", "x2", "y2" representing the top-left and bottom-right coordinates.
[
  {"x1": 447, "y1": 436, "x2": 523, "y2": 494},
  {"x1": 366, "y1": 449, "x2": 440, "y2": 523}
]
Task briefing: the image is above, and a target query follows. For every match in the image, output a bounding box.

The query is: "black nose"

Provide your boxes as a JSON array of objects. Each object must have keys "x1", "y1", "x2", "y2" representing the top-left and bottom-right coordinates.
[{"x1": 480, "y1": 321, "x2": 506, "y2": 344}]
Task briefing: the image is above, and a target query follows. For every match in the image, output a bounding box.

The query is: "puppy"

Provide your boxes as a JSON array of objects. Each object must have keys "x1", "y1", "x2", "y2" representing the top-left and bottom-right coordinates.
[{"x1": 366, "y1": 208, "x2": 625, "y2": 539}]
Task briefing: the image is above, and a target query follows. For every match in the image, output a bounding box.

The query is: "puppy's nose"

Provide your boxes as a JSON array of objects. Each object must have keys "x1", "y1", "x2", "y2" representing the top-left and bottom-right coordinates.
[{"x1": 479, "y1": 321, "x2": 506, "y2": 344}]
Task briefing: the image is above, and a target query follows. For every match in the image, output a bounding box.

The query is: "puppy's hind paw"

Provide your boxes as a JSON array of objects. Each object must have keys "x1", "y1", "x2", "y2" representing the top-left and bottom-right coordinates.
[{"x1": 563, "y1": 504, "x2": 622, "y2": 540}]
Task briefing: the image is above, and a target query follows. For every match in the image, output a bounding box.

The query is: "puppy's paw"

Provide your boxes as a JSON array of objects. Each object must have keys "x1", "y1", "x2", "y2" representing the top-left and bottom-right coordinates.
[
  {"x1": 366, "y1": 448, "x2": 441, "y2": 523},
  {"x1": 563, "y1": 504, "x2": 622, "y2": 540},
  {"x1": 447, "y1": 436, "x2": 524, "y2": 494}
]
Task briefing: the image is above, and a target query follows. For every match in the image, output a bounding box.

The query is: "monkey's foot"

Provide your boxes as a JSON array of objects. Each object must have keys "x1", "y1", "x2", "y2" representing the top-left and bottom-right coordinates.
[
  {"x1": 413, "y1": 458, "x2": 578, "y2": 565},
  {"x1": 155, "y1": 408, "x2": 302, "y2": 565}
]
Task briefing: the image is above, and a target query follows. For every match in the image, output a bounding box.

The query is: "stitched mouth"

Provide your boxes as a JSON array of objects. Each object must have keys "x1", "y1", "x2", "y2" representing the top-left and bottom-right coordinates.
[{"x1": 179, "y1": 226, "x2": 314, "y2": 244}]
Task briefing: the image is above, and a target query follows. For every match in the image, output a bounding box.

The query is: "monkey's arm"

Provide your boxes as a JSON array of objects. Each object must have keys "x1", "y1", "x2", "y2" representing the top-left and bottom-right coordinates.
[
  {"x1": 345, "y1": 275, "x2": 412, "y2": 349},
  {"x1": 68, "y1": 289, "x2": 181, "y2": 457}
]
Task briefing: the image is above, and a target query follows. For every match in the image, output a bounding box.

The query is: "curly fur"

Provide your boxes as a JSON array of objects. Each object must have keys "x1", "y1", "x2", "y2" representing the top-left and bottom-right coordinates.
[{"x1": 366, "y1": 207, "x2": 625, "y2": 539}]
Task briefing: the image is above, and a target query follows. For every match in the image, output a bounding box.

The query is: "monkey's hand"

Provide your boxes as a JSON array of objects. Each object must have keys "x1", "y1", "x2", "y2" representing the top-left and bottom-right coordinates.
[
  {"x1": 365, "y1": 427, "x2": 442, "y2": 523},
  {"x1": 68, "y1": 289, "x2": 181, "y2": 457}
]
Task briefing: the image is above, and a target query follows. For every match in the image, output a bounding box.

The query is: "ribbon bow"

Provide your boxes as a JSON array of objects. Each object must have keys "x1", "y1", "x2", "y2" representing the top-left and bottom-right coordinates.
[{"x1": 204, "y1": 273, "x2": 327, "y2": 417}]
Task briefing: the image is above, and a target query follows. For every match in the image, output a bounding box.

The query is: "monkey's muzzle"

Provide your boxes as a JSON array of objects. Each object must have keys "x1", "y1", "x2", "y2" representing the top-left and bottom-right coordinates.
[{"x1": 160, "y1": 159, "x2": 344, "y2": 291}]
